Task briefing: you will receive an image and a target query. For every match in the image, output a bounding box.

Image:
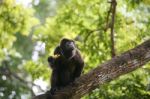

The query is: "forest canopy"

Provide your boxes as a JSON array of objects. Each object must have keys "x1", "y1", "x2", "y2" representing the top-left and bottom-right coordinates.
[{"x1": 0, "y1": 0, "x2": 150, "y2": 99}]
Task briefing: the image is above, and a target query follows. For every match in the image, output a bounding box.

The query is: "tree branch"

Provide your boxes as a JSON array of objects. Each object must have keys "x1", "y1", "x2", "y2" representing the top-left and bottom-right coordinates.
[
  {"x1": 0, "y1": 64, "x2": 45, "y2": 94},
  {"x1": 110, "y1": 0, "x2": 117, "y2": 57},
  {"x1": 34, "y1": 39, "x2": 150, "y2": 99},
  {"x1": 105, "y1": 0, "x2": 117, "y2": 57}
]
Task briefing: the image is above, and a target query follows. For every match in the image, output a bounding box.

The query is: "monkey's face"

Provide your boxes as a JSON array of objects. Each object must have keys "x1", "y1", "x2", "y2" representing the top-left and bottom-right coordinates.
[{"x1": 60, "y1": 38, "x2": 75, "y2": 51}]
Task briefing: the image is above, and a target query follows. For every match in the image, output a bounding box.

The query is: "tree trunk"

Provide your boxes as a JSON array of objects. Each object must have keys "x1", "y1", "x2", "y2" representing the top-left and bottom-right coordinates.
[{"x1": 33, "y1": 39, "x2": 150, "y2": 99}]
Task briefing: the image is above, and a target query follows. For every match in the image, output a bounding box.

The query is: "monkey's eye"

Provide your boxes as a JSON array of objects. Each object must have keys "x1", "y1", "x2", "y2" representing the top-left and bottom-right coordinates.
[
  {"x1": 66, "y1": 42, "x2": 73, "y2": 46},
  {"x1": 65, "y1": 41, "x2": 75, "y2": 50}
]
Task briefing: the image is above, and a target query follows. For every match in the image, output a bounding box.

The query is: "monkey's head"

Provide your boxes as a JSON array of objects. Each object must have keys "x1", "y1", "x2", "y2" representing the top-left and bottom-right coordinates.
[
  {"x1": 60, "y1": 38, "x2": 76, "y2": 51},
  {"x1": 60, "y1": 38, "x2": 76, "y2": 59}
]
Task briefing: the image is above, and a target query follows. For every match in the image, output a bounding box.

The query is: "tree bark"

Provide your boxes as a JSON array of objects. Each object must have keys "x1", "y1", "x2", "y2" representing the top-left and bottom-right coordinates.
[{"x1": 33, "y1": 39, "x2": 150, "y2": 99}]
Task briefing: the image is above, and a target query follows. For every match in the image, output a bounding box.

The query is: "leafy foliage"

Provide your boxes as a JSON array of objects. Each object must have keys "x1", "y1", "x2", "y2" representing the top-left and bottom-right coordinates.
[{"x1": 0, "y1": 0, "x2": 150, "y2": 99}]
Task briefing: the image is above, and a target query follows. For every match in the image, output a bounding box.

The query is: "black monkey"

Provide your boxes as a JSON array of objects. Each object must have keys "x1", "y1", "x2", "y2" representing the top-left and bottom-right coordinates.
[{"x1": 47, "y1": 38, "x2": 84, "y2": 96}]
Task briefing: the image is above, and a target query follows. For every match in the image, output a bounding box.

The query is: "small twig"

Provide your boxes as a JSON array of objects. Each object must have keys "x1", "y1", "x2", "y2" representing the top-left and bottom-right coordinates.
[
  {"x1": 105, "y1": 2, "x2": 112, "y2": 32},
  {"x1": 0, "y1": 66, "x2": 35, "y2": 95},
  {"x1": 0, "y1": 62, "x2": 45, "y2": 93},
  {"x1": 81, "y1": 0, "x2": 117, "y2": 58},
  {"x1": 84, "y1": 29, "x2": 101, "y2": 42}
]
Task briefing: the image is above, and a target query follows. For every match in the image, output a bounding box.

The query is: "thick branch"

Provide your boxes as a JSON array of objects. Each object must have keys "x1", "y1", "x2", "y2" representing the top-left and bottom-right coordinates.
[{"x1": 34, "y1": 39, "x2": 150, "y2": 99}]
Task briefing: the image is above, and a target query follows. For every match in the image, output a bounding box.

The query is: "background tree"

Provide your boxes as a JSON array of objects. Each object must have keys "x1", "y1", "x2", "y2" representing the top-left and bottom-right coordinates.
[{"x1": 0, "y1": 0, "x2": 150, "y2": 99}]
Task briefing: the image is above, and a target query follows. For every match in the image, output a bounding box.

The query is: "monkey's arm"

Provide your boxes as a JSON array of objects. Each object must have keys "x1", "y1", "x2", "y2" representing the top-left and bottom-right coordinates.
[
  {"x1": 74, "y1": 61, "x2": 84, "y2": 78},
  {"x1": 73, "y1": 52, "x2": 84, "y2": 79}
]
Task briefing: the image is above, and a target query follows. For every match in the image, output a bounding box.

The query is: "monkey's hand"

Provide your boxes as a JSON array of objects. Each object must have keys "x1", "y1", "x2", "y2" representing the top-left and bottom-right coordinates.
[
  {"x1": 48, "y1": 56, "x2": 55, "y2": 69},
  {"x1": 48, "y1": 55, "x2": 60, "y2": 63},
  {"x1": 48, "y1": 55, "x2": 60, "y2": 69},
  {"x1": 48, "y1": 56, "x2": 54, "y2": 63}
]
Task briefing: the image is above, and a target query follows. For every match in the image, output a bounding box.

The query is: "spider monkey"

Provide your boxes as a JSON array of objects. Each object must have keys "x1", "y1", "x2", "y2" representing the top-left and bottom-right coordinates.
[{"x1": 47, "y1": 38, "x2": 84, "y2": 97}]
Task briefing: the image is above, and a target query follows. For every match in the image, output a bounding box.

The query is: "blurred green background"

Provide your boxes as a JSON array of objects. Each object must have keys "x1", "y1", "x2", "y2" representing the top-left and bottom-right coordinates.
[{"x1": 0, "y1": 0, "x2": 150, "y2": 99}]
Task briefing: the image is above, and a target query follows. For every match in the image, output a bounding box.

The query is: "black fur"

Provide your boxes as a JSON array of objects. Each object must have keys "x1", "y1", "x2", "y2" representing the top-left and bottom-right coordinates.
[{"x1": 47, "y1": 38, "x2": 84, "y2": 97}]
